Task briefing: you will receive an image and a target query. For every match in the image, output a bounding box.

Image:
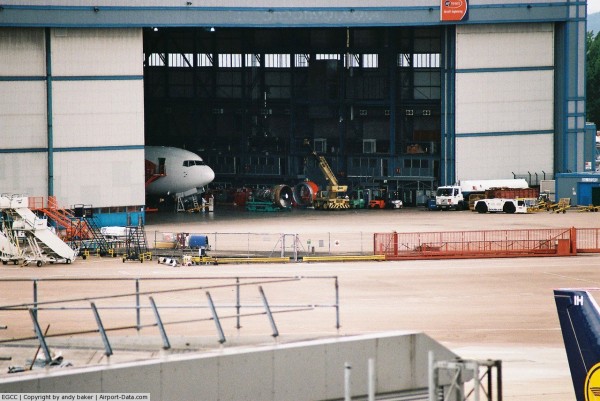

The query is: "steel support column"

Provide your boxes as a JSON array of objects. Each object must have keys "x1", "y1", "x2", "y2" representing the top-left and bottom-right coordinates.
[{"x1": 45, "y1": 28, "x2": 54, "y2": 196}]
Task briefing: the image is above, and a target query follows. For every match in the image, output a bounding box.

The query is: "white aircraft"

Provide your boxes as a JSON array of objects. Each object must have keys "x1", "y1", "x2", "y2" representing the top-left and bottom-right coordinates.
[{"x1": 145, "y1": 146, "x2": 215, "y2": 197}]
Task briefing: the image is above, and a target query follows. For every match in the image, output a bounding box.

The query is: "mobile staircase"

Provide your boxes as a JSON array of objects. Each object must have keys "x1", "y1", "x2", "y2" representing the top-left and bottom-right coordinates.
[
  {"x1": 123, "y1": 219, "x2": 150, "y2": 263},
  {"x1": 37, "y1": 196, "x2": 87, "y2": 239},
  {"x1": 36, "y1": 199, "x2": 110, "y2": 258},
  {"x1": 0, "y1": 195, "x2": 77, "y2": 266},
  {"x1": 0, "y1": 223, "x2": 23, "y2": 265},
  {"x1": 68, "y1": 205, "x2": 111, "y2": 257}
]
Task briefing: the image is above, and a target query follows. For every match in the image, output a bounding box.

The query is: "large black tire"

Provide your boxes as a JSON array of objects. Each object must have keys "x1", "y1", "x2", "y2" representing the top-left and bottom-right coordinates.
[
  {"x1": 503, "y1": 201, "x2": 516, "y2": 214},
  {"x1": 475, "y1": 201, "x2": 488, "y2": 214}
]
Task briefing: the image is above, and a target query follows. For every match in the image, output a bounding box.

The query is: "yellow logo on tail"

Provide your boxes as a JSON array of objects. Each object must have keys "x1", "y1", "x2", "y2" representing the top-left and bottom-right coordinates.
[{"x1": 585, "y1": 363, "x2": 600, "y2": 401}]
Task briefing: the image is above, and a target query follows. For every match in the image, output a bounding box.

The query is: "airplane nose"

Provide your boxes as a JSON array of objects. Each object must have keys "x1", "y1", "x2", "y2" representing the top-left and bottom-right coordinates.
[{"x1": 207, "y1": 167, "x2": 215, "y2": 182}]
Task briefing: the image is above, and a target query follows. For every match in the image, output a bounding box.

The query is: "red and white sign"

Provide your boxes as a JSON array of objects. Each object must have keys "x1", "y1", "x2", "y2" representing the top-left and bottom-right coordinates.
[{"x1": 440, "y1": 0, "x2": 468, "y2": 21}]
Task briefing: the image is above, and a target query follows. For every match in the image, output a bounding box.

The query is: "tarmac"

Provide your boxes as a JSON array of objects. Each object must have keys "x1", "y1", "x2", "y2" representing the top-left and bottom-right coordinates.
[{"x1": 1, "y1": 205, "x2": 599, "y2": 400}]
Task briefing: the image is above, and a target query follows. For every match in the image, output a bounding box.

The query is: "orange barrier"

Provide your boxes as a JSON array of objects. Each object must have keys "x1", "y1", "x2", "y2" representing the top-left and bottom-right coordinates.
[
  {"x1": 575, "y1": 228, "x2": 600, "y2": 253},
  {"x1": 375, "y1": 228, "x2": 577, "y2": 260}
]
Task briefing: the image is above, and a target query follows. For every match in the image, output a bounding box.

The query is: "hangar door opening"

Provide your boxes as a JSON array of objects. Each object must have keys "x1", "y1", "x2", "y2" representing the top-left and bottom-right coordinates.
[{"x1": 143, "y1": 27, "x2": 442, "y2": 192}]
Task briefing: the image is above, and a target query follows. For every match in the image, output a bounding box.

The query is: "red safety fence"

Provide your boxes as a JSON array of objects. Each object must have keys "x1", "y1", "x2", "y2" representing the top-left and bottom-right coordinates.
[
  {"x1": 375, "y1": 228, "x2": 577, "y2": 260},
  {"x1": 575, "y1": 228, "x2": 600, "y2": 253}
]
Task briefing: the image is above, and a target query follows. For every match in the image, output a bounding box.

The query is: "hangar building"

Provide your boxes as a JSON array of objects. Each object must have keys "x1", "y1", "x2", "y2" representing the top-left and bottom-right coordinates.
[{"x1": 0, "y1": 0, "x2": 593, "y2": 216}]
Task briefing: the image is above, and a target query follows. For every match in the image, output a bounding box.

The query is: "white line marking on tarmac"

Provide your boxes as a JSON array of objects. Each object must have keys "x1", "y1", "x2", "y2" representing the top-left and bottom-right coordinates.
[{"x1": 543, "y1": 271, "x2": 600, "y2": 286}]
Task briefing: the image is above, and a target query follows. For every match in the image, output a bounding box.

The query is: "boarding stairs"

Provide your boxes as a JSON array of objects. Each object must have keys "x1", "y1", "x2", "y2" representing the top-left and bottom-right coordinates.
[
  {"x1": 0, "y1": 223, "x2": 23, "y2": 265},
  {"x1": 78, "y1": 215, "x2": 110, "y2": 256},
  {"x1": 123, "y1": 224, "x2": 150, "y2": 262},
  {"x1": 37, "y1": 198, "x2": 110, "y2": 257},
  {"x1": 68, "y1": 206, "x2": 110, "y2": 257},
  {"x1": 37, "y1": 196, "x2": 88, "y2": 240},
  {"x1": 0, "y1": 195, "x2": 77, "y2": 266}
]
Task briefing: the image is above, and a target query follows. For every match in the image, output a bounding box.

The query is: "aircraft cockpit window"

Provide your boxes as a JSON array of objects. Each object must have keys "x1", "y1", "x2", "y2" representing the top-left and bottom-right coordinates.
[{"x1": 183, "y1": 160, "x2": 206, "y2": 167}]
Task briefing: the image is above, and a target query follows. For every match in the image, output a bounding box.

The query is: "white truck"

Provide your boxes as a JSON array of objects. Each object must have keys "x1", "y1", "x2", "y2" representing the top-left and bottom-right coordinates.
[
  {"x1": 473, "y1": 198, "x2": 532, "y2": 214},
  {"x1": 435, "y1": 179, "x2": 529, "y2": 210}
]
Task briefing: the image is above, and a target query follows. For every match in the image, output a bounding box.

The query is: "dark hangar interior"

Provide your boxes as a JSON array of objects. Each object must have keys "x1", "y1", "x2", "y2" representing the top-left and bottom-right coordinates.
[{"x1": 143, "y1": 27, "x2": 441, "y2": 203}]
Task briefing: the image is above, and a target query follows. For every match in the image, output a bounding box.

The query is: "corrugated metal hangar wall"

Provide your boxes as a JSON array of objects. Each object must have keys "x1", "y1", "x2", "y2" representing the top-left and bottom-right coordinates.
[
  {"x1": 0, "y1": 0, "x2": 591, "y2": 210},
  {"x1": 454, "y1": 23, "x2": 555, "y2": 181},
  {"x1": 0, "y1": 27, "x2": 145, "y2": 209}
]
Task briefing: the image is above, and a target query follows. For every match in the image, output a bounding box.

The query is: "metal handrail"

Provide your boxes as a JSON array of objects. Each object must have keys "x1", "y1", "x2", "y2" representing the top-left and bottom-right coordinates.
[{"x1": 0, "y1": 276, "x2": 340, "y2": 352}]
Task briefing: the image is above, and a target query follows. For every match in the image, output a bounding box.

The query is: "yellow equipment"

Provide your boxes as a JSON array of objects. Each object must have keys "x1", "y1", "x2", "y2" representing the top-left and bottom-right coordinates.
[
  {"x1": 547, "y1": 197, "x2": 571, "y2": 213},
  {"x1": 576, "y1": 204, "x2": 600, "y2": 212},
  {"x1": 304, "y1": 139, "x2": 350, "y2": 210}
]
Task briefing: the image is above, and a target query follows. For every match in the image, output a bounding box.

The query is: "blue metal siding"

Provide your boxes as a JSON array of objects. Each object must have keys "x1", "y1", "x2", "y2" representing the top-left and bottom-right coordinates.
[
  {"x1": 556, "y1": 2, "x2": 587, "y2": 173},
  {"x1": 556, "y1": 172, "x2": 600, "y2": 206},
  {"x1": 440, "y1": 25, "x2": 456, "y2": 185}
]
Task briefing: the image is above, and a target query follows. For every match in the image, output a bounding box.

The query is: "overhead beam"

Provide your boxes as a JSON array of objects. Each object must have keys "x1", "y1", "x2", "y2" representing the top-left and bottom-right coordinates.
[{"x1": 0, "y1": 3, "x2": 572, "y2": 28}]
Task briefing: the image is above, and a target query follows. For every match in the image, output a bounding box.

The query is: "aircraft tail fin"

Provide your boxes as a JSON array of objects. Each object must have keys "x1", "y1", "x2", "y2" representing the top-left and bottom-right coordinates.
[{"x1": 554, "y1": 289, "x2": 600, "y2": 401}]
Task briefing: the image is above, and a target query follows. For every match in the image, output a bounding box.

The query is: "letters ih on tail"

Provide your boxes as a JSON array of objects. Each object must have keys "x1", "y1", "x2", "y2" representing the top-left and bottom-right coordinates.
[{"x1": 555, "y1": 288, "x2": 600, "y2": 401}]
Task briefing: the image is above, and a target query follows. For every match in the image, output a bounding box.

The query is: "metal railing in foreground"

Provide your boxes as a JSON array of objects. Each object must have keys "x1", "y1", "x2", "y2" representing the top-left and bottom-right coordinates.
[{"x1": 0, "y1": 276, "x2": 340, "y2": 363}]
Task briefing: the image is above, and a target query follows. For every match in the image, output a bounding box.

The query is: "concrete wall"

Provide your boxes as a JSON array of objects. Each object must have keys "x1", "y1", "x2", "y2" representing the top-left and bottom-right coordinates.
[
  {"x1": 454, "y1": 23, "x2": 554, "y2": 181},
  {"x1": 0, "y1": 332, "x2": 457, "y2": 400}
]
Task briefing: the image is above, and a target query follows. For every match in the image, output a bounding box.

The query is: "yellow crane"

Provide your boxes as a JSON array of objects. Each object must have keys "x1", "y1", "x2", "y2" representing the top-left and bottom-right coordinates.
[{"x1": 304, "y1": 139, "x2": 350, "y2": 210}]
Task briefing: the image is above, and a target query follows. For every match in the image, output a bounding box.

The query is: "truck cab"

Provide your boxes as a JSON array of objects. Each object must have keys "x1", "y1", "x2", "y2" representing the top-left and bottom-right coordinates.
[{"x1": 435, "y1": 186, "x2": 466, "y2": 210}]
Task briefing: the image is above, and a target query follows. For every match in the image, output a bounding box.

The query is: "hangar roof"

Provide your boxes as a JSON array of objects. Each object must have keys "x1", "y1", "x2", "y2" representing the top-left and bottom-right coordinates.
[{"x1": 0, "y1": 0, "x2": 579, "y2": 28}]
